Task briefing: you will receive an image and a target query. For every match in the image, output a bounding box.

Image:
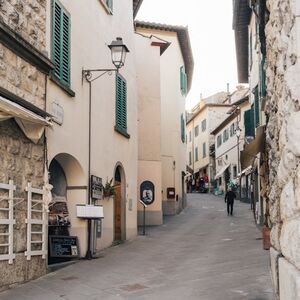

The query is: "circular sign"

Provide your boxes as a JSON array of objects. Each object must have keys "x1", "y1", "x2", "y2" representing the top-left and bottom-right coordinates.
[{"x1": 140, "y1": 181, "x2": 155, "y2": 205}]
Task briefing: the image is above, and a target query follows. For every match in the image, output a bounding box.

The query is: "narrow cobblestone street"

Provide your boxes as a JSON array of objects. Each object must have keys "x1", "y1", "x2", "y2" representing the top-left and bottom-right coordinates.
[{"x1": 1, "y1": 194, "x2": 273, "y2": 300}]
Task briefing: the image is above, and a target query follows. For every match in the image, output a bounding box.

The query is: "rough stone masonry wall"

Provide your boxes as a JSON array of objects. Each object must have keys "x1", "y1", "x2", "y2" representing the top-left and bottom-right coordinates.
[
  {"x1": 0, "y1": 0, "x2": 47, "y2": 291},
  {"x1": 0, "y1": 0, "x2": 46, "y2": 51},
  {"x1": 265, "y1": 0, "x2": 300, "y2": 298},
  {"x1": 0, "y1": 120, "x2": 45, "y2": 291}
]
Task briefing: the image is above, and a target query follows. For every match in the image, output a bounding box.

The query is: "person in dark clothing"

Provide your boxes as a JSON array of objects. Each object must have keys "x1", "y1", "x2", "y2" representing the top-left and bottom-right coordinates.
[{"x1": 225, "y1": 188, "x2": 236, "y2": 216}]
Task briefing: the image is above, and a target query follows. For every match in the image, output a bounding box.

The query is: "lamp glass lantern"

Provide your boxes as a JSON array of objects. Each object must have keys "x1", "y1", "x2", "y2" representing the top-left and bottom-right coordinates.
[{"x1": 108, "y1": 37, "x2": 130, "y2": 69}]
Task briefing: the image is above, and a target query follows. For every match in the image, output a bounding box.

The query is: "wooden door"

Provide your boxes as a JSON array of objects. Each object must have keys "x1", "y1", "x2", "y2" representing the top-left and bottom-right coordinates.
[{"x1": 114, "y1": 183, "x2": 122, "y2": 241}]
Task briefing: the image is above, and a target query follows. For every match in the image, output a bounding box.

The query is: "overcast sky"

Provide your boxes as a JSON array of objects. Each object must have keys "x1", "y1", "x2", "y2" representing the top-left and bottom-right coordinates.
[{"x1": 136, "y1": 0, "x2": 239, "y2": 110}]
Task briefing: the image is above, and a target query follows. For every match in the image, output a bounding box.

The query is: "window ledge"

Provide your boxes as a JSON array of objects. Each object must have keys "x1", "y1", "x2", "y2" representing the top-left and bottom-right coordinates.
[
  {"x1": 114, "y1": 126, "x2": 130, "y2": 139},
  {"x1": 50, "y1": 75, "x2": 75, "y2": 97}
]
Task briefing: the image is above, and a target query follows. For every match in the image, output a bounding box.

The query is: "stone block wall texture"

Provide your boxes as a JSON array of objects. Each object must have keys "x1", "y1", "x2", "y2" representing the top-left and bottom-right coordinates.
[
  {"x1": 0, "y1": 0, "x2": 47, "y2": 290},
  {"x1": 266, "y1": 0, "x2": 300, "y2": 298},
  {"x1": 0, "y1": 0, "x2": 46, "y2": 51},
  {"x1": 0, "y1": 120, "x2": 46, "y2": 290}
]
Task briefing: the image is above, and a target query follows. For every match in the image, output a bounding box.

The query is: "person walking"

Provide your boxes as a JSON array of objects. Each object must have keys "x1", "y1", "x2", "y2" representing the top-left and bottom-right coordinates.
[{"x1": 225, "y1": 188, "x2": 236, "y2": 216}]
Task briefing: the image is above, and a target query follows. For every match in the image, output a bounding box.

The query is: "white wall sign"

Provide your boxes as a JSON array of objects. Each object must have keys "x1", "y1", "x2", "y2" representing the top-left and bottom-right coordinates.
[{"x1": 51, "y1": 102, "x2": 64, "y2": 125}]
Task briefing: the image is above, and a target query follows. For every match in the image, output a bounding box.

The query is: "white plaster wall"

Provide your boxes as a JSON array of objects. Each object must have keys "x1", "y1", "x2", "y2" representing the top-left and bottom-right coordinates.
[{"x1": 45, "y1": 0, "x2": 138, "y2": 253}]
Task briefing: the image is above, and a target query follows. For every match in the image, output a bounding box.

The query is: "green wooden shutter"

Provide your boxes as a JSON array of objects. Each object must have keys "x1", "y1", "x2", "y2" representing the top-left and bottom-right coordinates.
[
  {"x1": 203, "y1": 142, "x2": 206, "y2": 158},
  {"x1": 260, "y1": 56, "x2": 266, "y2": 97},
  {"x1": 106, "y1": 0, "x2": 113, "y2": 12},
  {"x1": 116, "y1": 74, "x2": 127, "y2": 132},
  {"x1": 181, "y1": 113, "x2": 185, "y2": 143},
  {"x1": 52, "y1": 1, "x2": 70, "y2": 86},
  {"x1": 254, "y1": 87, "x2": 260, "y2": 127},
  {"x1": 180, "y1": 66, "x2": 187, "y2": 95},
  {"x1": 195, "y1": 147, "x2": 198, "y2": 161},
  {"x1": 244, "y1": 108, "x2": 255, "y2": 137}
]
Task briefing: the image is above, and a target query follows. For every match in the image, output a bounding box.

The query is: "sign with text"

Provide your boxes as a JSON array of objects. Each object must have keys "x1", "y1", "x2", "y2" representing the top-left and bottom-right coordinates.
[
  {"x1": 91, "y1": 175, "x2": 102, "y2": 200},
  {"x1": 49, "y1": 236, "x2": 79, "y2": 258},
  {"x1": 140, "y1": 181, "x2": 155, "y2": 205}
]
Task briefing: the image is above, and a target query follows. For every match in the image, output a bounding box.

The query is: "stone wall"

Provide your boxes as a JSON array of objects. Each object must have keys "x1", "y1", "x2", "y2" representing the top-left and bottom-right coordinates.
[
  {"x1": 0, "y1": 0, "x2": 48, "y2": 290},
  {"x1": 265, "y1": 0, "x2": 300, "y2": 298},
  {"x1": 0, "y1": 0, "x2": 46, "y2": 52},
  {"x1": 0, "y1": 43, "x2": 46, "y2": 110},
  {"x1": 0, "y1": 120, "x2": 46, "y2": 291}
]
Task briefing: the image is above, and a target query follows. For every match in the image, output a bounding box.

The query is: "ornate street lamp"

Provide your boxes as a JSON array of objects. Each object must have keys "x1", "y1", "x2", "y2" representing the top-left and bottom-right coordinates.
[
  {"x1": 108, "y1": 37, "x2": 130, "y2": 69},
  {"x1": 82, "y1": 37, "x2": 129, "y2": 260}
]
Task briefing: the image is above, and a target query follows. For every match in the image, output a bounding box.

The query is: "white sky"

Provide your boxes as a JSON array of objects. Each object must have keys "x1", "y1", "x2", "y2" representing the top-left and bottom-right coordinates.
[{"x1": 136, "y1": 0, "x2": 239, "y2": 110}]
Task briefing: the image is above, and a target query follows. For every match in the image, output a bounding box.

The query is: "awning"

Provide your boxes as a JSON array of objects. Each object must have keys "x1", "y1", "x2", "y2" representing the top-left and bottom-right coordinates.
[
  {"x1": 0, "y1": 96, "x2": 52, "y2": 143},
  {"x1": 237, "y1": 165, "x2": 253, "y2": 178},
  {"x1": 241, "y1": 125, "x2": 265, "y2": 170},
  {"x1": 214, "y1": 164, "x2": 230, "y2": 180}
]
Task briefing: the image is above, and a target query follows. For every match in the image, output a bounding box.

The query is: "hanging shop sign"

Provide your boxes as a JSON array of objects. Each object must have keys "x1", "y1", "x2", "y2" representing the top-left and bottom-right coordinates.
[
  {"x1": 140, "y1": 181, "x2": 155, "y2": 205},
  {"x1": 91, "y1": 175, "x2": 102, "y2": 200},
  {"x1": 49, "y1": 235, "x2": 79, "y2": 258},
  {"x1": 76, "y1": 204, "x2": 104, "y2": 219}
]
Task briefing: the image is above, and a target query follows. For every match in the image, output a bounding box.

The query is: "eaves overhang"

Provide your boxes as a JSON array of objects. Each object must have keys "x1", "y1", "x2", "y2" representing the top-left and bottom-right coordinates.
[
  {"x1": 133, "y1": 0, "x2": 143, "y2": 19},
  {"x1": 135, "y1": 20, "x2": 194, "y2": 93},
  {"x1": 233, "y1": 0, "x2": 251, "y2": 83}
]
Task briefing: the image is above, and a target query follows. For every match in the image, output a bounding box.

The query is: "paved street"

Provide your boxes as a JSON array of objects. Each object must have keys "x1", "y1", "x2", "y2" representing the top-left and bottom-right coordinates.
[{"x1": 1, "y1": 194, "x2": 274, "y2": 300}]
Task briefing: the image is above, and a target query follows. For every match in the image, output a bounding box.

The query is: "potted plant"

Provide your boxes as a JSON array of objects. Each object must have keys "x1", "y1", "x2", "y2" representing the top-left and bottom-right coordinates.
[{"x1": 103, "y1": 178, "x2": 115, "y2": 198}]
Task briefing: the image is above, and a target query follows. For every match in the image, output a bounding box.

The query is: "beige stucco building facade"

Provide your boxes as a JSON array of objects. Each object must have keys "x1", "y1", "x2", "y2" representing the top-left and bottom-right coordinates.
[
  {"x1": 186, "y1": 94, "x2": 231, "y2": 191},
  {"x1": 135, "y1": 21, "x2": 193, "y2": 223},
  {"x1": 45, "y1": 0, "x2": 143, "y2": 261}
]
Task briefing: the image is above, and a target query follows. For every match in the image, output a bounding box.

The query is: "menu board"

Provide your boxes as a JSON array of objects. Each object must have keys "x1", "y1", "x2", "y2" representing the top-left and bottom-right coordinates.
[{"x1": 49, "y1": 236, "x2": 79, "y2": 258}]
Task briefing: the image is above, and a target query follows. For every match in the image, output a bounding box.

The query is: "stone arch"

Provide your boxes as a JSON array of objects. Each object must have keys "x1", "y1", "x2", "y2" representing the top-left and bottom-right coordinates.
[{"x1": 48, "y1": 153, "x2": 87, "y2": 261}]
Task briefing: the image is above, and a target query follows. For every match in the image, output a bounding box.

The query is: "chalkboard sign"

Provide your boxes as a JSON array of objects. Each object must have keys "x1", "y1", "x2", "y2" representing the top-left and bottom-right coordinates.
[{"x1": 49, "y1": 236, "x2": 79, "y2": 258}]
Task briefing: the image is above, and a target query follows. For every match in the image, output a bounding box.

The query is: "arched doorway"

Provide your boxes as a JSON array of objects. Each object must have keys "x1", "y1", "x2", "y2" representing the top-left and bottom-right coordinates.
[
  {"x1": 48, "y1": 153, "x2": 86, "y2": 264},
  {"x1": 114, "y1": 165, "x2": 126, "y2": 242}
]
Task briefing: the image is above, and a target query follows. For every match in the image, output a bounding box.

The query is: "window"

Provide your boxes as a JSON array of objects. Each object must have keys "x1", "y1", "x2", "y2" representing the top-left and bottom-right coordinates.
[
  {"x1": 105, "y1": 0, "x2": 113, "y2": 12},
  {"x1": 202, "y1": 119, "x2": 206, "y2": 132},
  {"x1": 217, "y1": 135, "x2": 222, "y2": 147},
  {"x1": 195, "y1": 147, "x2": 198, "y2": 161},
  {"x1": 202, "y1": 142, "x2": 206, "y2": 158},
  {"x1": 218, "y1": 159, "x2": 223, "y2": 166},
  {"x1": 115, "y1": 74, "x2": 127, "y2": 135},
  {"x1": 244, "y1": 107, "x2": 255, "y2": 137},
  {"x1": 219, "y1": 177, "x2": 222, "y2": 186},
  {"x1": 189, "y1": 131, "x2": 192, "y2": 142},
  {"x1": 189, "y1": 151, "x2": 192, "y2": 166},
  {"x1": 233, "y1": 165, "x2": 237, "y2": 178},
  {"x1": 180, "y1": 66, "x2": 187, "y2": 95},
  {"x1": 223, "y1": 128, "x2": 229, "y2": 143},
  {"x1": 180, "y1": 114, "x2": 185, "y2": 143},
  {"x1": 230, "y1": 123, "x2": 235, "y2": 137},
  {"x1": 195, "y1": 125, "x2": 199, "y2": 137},
  {"x1": 52, "y1": 0, "x2": 71, "y2": 86}
]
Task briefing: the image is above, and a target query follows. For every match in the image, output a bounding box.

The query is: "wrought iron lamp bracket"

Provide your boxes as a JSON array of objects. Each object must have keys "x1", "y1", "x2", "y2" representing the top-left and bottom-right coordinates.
[{"x1": 82, "y1": 68, "x2": 118, "y2": 83}]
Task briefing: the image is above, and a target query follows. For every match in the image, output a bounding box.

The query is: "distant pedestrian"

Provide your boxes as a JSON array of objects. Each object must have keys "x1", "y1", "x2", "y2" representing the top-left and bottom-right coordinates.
[{"x1": 225, "y1": 188, "x2": 236, "y2": 216}]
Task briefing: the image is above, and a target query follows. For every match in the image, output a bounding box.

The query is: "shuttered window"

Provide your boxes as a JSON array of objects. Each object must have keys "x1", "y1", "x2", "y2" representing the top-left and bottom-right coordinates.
[
  {"x1": 181, "y1": 113, "x2": 185, "y2": 143},
  {"x1": 116, "y1": 74, "x2": 127, "y2": 134},
  {"x1": 195, "y1": 147, "x2": 198, "y2": 161},
  {"x1": 52, "y1": 0, "x2": 70, "y2": 86},
  {"x1": 260, "y1": 55, "x2": 266, "y2": 98},
  {"x1": 244, "y1": 107, "x2": 255, "y2": 137},
  {"x1": 254, "y1": 87, "x2": 260, "y2": 127},
  {"x1": 203, "y1": 142, "x2": 206, "y2": 158},
  {"x1": 180, "y1": 66, "x2": 187, "y2": 95}
]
